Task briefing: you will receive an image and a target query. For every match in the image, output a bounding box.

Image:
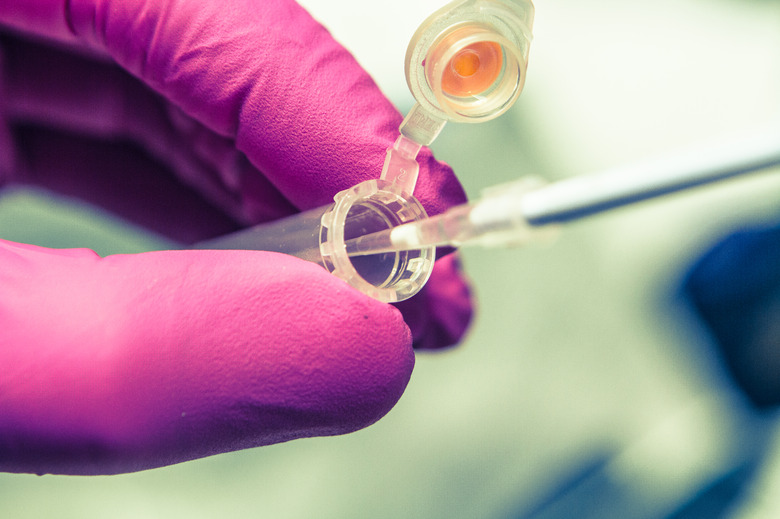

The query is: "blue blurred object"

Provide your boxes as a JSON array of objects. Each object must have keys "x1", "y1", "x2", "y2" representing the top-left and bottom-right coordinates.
[
  {"x1": 505, "y1": 397, "x2": 771, "y2": 519},
  {"x1": 497, "y1": 221, "x2": 780, "y2": 519},
  {"x1": 681, "y1": 222, "x2": 780, "y2": 408},
  {"x1": 511, "y1": 453, "x2": 763, "y2": 519}
]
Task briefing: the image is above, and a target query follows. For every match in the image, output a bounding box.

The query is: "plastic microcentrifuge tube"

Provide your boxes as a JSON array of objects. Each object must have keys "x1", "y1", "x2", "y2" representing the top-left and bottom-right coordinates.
[
  {"x1": 198, "y1": 179, "x2": 435, "y2": 303},
  {"x1": 196, "y1": 0, "x2": 536, "y2": 303},
  {"x1": 197, "y1": 1, "x2": 779, "y2": 304}
]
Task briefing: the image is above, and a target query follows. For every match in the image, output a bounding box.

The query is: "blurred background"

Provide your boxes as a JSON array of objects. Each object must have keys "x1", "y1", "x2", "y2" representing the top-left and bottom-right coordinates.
[{"x1": 2, "y1": 0, "x2": 780, "y2": 517}]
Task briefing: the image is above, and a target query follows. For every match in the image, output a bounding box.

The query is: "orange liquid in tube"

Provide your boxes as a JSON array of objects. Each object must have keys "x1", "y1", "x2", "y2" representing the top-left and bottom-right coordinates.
[{"x1": 440, "y1": 41, "x2": 503, "y2": 98}]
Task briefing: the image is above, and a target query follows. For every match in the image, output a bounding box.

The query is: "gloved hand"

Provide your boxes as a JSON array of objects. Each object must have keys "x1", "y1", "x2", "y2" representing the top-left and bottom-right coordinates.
[{"x1": 0, "y1": 0, "x2": 473, "y2": 475}]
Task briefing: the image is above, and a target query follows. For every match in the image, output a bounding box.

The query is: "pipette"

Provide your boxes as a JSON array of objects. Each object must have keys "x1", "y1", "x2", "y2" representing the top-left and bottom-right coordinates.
[
  {"x1": 345, "y1": 129, "x2": 780, "y2": 257},
  {"x1": 196, "y1": 0, "x2": 778, "y2": 305}
]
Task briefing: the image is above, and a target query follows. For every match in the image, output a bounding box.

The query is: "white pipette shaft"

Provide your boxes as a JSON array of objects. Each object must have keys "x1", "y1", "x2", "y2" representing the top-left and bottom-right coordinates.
[{"x1": 346, "y1": 129, "x2": 780, "y2": 257}]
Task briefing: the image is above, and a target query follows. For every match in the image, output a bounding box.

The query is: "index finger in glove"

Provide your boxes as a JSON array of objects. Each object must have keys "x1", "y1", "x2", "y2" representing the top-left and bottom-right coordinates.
[{"x1": 0, "y1": 0, "x2": 467, "y2": 216}]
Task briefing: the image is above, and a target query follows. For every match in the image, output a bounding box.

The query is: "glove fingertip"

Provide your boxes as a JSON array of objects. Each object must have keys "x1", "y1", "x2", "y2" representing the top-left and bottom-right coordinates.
[{"x1": 396, "y1": 253, "x2": 474, "y2": 350}]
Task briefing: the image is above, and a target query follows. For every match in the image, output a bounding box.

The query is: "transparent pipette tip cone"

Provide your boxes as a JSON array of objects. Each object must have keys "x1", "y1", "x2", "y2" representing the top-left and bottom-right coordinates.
[{"x1": 345, "y1": 176, "x2": 552, "y2": 257}]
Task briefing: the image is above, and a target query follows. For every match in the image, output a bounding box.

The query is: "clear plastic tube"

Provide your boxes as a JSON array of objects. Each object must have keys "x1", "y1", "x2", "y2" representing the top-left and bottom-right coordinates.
[
  {"x1": 197, "y1": 206, "x2": 330, "y2": 267},
  {"x1": 197, "y1": 180, "x2": 435, "y2": 303}
]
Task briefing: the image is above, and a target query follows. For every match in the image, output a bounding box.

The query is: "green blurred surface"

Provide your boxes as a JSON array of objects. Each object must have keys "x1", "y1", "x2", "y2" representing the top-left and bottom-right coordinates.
[
  {"x1": 0, "y1": 188, "x2": 175, "y2": 255},
  {"x1": 2, "y1": 0, "x2": 780, "y2": 517}
]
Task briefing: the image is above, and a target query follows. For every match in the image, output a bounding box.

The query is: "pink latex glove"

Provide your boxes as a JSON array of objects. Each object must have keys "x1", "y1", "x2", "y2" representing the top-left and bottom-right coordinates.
[{"x1": 0, "y1": 0, "x2": 473, "y2": 475}]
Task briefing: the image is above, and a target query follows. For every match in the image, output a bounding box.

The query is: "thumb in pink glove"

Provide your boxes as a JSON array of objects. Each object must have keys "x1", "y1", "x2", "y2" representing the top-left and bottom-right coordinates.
[{"x1": 0, "y1": 0, "x2": 473, "y2": 475}]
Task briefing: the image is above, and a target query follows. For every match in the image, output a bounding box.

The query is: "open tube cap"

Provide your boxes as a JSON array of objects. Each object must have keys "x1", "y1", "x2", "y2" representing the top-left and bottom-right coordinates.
[{"x1": 405, "y1": 0, "x2": 534, "y2": 123}]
